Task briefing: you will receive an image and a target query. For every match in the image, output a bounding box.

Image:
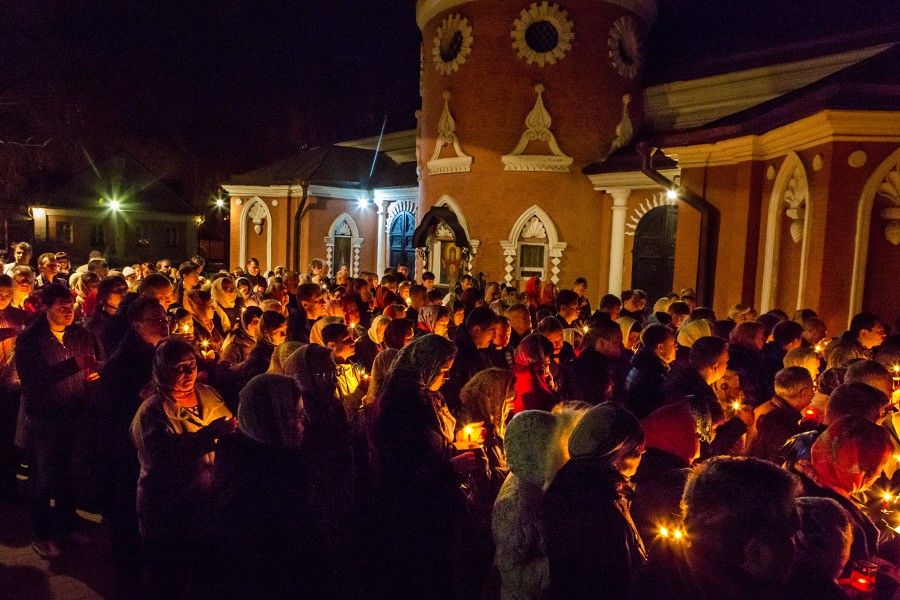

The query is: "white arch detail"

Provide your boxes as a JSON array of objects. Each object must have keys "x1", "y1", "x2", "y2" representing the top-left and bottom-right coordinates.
[
  {"x1": 324, "y1": 212, "x2": 363, "y2": 277},
  {"x1": 760, "y1": 152, "x2": 812, "y2": 313},
  {"x1": 500, "y1": 204, "x2": 567, "y2": 285},
  {"x1": 239, "y1": 196, "x2": 273, "y2": 272},
  {"x1": 849, "y1": 146, "x2": 900, "y2": 324}
]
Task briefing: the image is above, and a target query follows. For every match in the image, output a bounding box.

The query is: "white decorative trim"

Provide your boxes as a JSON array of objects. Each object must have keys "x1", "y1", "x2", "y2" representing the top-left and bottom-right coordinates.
[
  {"x1": 374, "y1": 187, "x2": 419, "y2": 203},
  {"x1": 601, "y1": 94, "x2": 634, "y2": 161},
  {"x1": 500, "y1": 204, "x2": 566, "y2": 285},
  {"x1": 644, "y1": 43, "x2": 895, "y2": 132},
  {"x1": 247, "y1": 202, "x2": 268, "y2": 235},
  {"x1": 222, "y1": 185, "x2": 300, "y2": 197},
  {"x1": 608, "y1": 16, "x2": 642, "y2": 79},
  {"x1": 511, "y1": 2, "x2": 574, "y2": 67},
  {"x1": 665, "y1": 110, "x2": 900, "y2": 168},
  {"x1": 624, "y1": 192, "x2": 677, "y2": 236},
  {"x1": 878, "y1": 166, "x2": 900, "y2": 245},
  {"x1": 385, "y1": 200, "x2": 418, "y2": 233},
  {"x1": 432, "y1": 14, "x2": 473, "y2": 75},
  {"x1": 309, "y1": 185, "x2": 368, "y2": 201},
  {"x1": 239, "y1": 197, "x2": 273, "y2": 272},
  {"x1": 589, "y1": 168, "x2": 681, "y2": 192},
  {"x1": 760, "y1": 152, "x2": 812, "y2": 313},
  {"x1": 503, "y1": 84, "x2": 573, "y2": 172},
  {"x1": 324, "y1": 213, "x2": 363, "y2": 277},
  {"x1": 428, "y1": 91, "x2": 473, "y2": 175},
  {"x1": 851, "y1": 148, "x2": 900, "y2": 322}
]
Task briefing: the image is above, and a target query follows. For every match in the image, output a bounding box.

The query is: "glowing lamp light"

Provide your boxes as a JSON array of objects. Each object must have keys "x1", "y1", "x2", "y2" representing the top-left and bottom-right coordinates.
[
  {"x1": 666, "y1": 189, "x2": 678, "y2": 200},
  {"x1": 216, "y1": 198, "x2": 225, "y2": 207},
  {"x1": 109, "y1": 199, "x2": 121, "y2": 211},
  {"x1": 196, "y1": 216, "x2": 204, "y2": 224},
  {"x1": 32, "y1": 207, "x2": 46, "y2": 219}
]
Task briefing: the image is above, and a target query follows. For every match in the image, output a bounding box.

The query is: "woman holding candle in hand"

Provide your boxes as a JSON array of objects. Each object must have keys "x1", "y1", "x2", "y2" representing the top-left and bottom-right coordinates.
[
  {"x1": 372, "y1": 334, "x2": 481, "y2": 600},
  {"x1": 130, "y1": 339, "x2": 235, "y2": 599},
  {"x1": 183, "y1": 289, "x2": 223, "y2": 360}
]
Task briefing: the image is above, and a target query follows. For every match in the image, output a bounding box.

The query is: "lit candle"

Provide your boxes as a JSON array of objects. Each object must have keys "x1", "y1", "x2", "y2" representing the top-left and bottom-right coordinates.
[
  {"x1": 464, "y1": 425, "x2": 472, "y2": 443},
  {"x1": 883, "y1": 491, "x2": 893, "y2": 512},
  {"x1": 731, "y1": 401, "x2": 741, "y2": 411},
  {"x1": 582, "y1": 325, "x2": 589, "y2": 334},
  {"x1": 182, "y1": 325, "x2": 190, "y2": 333},
  {"x1": 892, "y1": 365, "x2": 899, "y2": 390},
  {"x1": 405, "y1": 297, "x2": 412, "y2": 305},
  {"x1": 201, "y1": 340, "x2": 209, "y2": 348}
]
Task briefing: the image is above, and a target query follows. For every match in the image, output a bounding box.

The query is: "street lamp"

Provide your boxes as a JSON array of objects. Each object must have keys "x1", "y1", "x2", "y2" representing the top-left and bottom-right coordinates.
[
  {"x1": 216, "y1": 198, "x2": 224, "y2": 208},
  {"x1": 666, "y1": 189, "x2": 678, "y2": 200},
  {"x1": 109, "y1": 199, "x2": 121, "y2": 211}
]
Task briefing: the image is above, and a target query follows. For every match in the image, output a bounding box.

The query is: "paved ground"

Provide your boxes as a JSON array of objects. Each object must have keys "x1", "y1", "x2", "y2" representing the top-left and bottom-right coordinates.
[{"x1": 0, "y1": 495, "x2": 114, "y2": 600}]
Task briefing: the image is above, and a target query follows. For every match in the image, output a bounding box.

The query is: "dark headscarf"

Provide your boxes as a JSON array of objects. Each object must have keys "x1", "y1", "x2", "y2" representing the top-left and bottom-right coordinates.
[
  {"x1": 238, "y1": 374, "x2": 303, "y2": 448},
  {"x1": 387, "y1": 334, "x2": 456, "y2": 389},
  {"x1": 151, "y1": 339, "x2": 198, "y2": 394},
  {"x1": 460, "y1": 368, "x2": 516, "y2": 432},
  {"x1": 568, "y1": 402, "x2": 644, "y2": 464}
]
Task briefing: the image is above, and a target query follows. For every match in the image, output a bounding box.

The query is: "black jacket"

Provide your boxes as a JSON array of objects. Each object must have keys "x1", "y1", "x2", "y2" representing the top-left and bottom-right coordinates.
[
  {"x1": 625, "y1": 349, "x2": 670, "y2": 420},
  {"x1": 212, "y1": 432, "x2": 333, "y2": 600},
  {"x1": 544, "y1": 458, "x2": 646, "y2": 600},
  {"x1": 630, "y1": 448, "x2": 691, "y2": 544},
  {"x1": 444, "y1": 326, "x2": 492, "y2": 416},
  {"x1": 727, "y1": 344, "x2": 770, "y2": 407},
  {"x1": 353, "y1": 335, "x2": 381, "y2": 372},
  {"x1": 286, "y1": 311, "x2": 314, "y2": 344},
  {"x1": 571, "y1": 347, "x2": 613, "y2": 405},
  {"x1": 746, "y1": 397, "x2": 806, "y2": 462},
  {"x1": 17, "y1": 314, "x2": 101, "y2": 421}
]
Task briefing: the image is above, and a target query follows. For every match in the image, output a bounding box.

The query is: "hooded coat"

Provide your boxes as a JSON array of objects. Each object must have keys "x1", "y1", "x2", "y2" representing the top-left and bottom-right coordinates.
[
  {"x1": 492, "y1": 410, "x2": 558, "y2": 600},
  {"x1": 544, "y1": 403, "x2": 647, "y2": 600}
]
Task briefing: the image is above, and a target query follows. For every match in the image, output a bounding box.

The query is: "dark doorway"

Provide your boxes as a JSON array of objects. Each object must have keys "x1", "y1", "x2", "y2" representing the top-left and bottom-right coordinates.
[
  {"x1": 389, "y1": 211, "x2": 416, "y2": 269},
  {"x1": 631, "y1": 205, "x2": 678, "y2": 304}
]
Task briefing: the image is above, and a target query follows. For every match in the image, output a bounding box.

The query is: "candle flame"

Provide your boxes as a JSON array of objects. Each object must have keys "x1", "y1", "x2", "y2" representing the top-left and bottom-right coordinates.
[
  {"x1": 582, "y1": 325, "x2": 589, "y2": 333},
  {"x1": 659, "y1": 526, "x2": 669, "y2": 538},
  {"x1": 884, "y1": 492, "x2": 893, "y2": 502},
  {"x1": 731, "y1": 402, "x2": 741, "y2": 411},
  {"x1": 464, "y1": 425, "x2": 473, "y2": 436},
  {"x1": 673, "y1": 529, "x2": 683, "y2": 540},
  {"x1": 893, "y1": 364, "x2": 900, "y2": 374}
]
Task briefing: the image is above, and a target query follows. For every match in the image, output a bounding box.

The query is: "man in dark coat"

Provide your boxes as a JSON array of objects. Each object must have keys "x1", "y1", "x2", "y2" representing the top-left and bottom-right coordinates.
[
  {"x1": 624, "y1": 324, "x2": 676, "y2": 420},
  {"x1": 629, "y1": 457, "x2": 802, "y2": 600},
  {"x1": 573, "y1": 319, "x2": 631, "y2": 405},
  {"x1": 746, "y1": 367, "x2": 815, "y2": 462},
  {"x1": 762, "y1": 320, "x2": 804, "y2": 387},
  {"x1": 443, "y1": 307, "x2": 498, "y2": 416},
  {"x1": 101, "y1": 273, "x2": 174, "y2": 356},
  {"x1": 96, "y1": 297, "x2": 169, "y2": 596},
  {"x1": 286, "y1": 282, "x2": 326, "y2": 344},
  {"x1": 17, "y1": 284, "x2": 102, "y2": 559}
]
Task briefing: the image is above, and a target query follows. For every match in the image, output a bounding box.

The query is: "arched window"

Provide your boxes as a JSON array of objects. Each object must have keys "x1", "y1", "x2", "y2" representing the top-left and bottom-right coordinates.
[
  {"x1": 500, "y1": 205, "x2": 566, "y2": 285},
  {"x1": 325, "y1": 213, "x2": 361, "y2": 277},
  {"x1": 389, "y1": 211, "x2": 416, "y2": 270}
]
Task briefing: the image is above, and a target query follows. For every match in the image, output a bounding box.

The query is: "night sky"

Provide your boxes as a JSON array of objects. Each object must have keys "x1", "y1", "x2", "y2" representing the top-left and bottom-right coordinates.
[
  {"x1": 1, "y1": 0, "x2": 421, "y2": 204},
  {"x1": 2, "y1": 0, "x2": 896, "y2": 207}
]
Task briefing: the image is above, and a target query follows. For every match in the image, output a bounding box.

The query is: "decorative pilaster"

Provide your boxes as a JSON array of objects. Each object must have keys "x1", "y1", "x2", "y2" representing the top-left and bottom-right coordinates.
[
  {"x1": 375, "y1": 197, "x2": 387, "y2": 276},
  {"x1": 500, "y1": 241, "x2": 516, "y2": 285},
  {"x1": 323, "y1": 237, "x2": 335, "y2": 275},
  {"x1": 606, "y1": 189, "x2": 631, "y2": 296}
]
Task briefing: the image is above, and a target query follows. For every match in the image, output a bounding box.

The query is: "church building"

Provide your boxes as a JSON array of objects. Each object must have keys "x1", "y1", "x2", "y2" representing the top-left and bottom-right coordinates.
[{"x1": 223, "y1": 0, "x2": 900, "y2": 336}]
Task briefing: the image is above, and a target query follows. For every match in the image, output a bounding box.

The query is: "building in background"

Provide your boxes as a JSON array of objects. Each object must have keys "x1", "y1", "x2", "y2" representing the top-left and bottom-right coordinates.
[
  {"x1": 226, "y1": 0, "x2": 900, "y2": 335},
  {"x1": 27, "y1": 152, "x2": 200, "y2": 267}
]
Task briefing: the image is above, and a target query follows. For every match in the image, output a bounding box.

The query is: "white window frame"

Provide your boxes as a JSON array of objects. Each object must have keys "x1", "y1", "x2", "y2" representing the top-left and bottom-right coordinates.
[{"x1": 517, "y1": 241, "x2": 547, "y2": 280}]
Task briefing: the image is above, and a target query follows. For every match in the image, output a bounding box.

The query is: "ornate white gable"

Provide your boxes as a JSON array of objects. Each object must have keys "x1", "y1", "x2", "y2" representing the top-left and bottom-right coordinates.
[
  {"x1": 502, "y1": 84, "x2": 573, "y2": 172},
  {"x1": 428, "y1": 91, "x2": 473, "y2": 175}
]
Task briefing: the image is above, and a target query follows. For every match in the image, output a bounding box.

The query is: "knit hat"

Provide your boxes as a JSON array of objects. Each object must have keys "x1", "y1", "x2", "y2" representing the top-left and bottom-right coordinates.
[
  {"x1": 568, "y1": 402, "x2": 643, "y2": 460},
  {"x1": 641, "y1": 404, "x2": 700, "y2": 466}
]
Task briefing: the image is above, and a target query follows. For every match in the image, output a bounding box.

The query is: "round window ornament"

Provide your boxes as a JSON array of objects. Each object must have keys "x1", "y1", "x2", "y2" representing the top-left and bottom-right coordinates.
[
  {"x1": 512, "y1": 2, "x2": 574, "y2": 67},
  {"x1": 848, "y1": 150, "x2": 867, "y2": 168},
  {"x1": 608, "y1": 16, "x2": 643, "y2": 79},
  {"x1": 432, "y1": 14, "x2": 473, "y2": 76}
]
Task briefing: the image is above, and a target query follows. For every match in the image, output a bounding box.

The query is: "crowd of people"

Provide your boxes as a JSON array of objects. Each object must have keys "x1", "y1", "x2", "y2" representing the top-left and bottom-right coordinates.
[{"x1": 1, "y1": 238, "x2": 900, "y2": 599}]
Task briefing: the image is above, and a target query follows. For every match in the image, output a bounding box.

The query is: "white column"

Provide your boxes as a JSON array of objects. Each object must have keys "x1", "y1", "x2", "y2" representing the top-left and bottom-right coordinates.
[
  {"x1": 606, "y1": 188, "x2": 631, "y2": 296},
  {"x1": 375, "y1": 197, "x2": 386, "y2": 276}
]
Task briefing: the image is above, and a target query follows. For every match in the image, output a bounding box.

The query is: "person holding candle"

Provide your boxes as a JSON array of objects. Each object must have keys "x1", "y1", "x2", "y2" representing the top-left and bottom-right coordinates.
[
  {"x1": 183, "y1": 289, "x2": 223, "y2": 359},
  {"x1": 746, "y1": 367, "x2": 816, "y2": 462},
  {"x1": 371, "y1": 334, "x2": 479, "y2": 599},
  {"x1": 130, "y1": 339, "x2": 235, "y2": 598},
  {"x1": 210, "y1": 275, "x2": 241, "y2": 334},
  {"x1": 629, "y1": 457, "x2": 802, "y2": 600},
  {"x1": 782, "y1": 497, "x2": 854, "y2": 600},
  {"x1": 791, "y1": 416, "x2": 892, "y2": 577},
  {"x1": 544, "y1": 402, "x2": 647, "y2": 600}
]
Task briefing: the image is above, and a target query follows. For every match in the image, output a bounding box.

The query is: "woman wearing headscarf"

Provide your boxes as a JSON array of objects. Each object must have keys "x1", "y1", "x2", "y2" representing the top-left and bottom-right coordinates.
[
  {"x1": 210, "y1": 276, "x2": 240, "y2": 334},
  {"x1": 374, "y1": 285, "x2": 400, "y2": 313},
  {"x1": 383, "y1": 317, "x2": 415, "y2": 350},
  {"x1": 492, "y1": 410, "x2": 559, "y2": 600},
  {"x1": 630, "y1": 404, "x2": 700, "y2": 543},
  {"x1": 363, "y1": 347, "x2": 399, "y2": 456},
  {"x1": 544, "y1": 402, "x2": 647, "y2": 600},
  {"x1": 340, "y1": 294, "x2": 366, "y2": 339},
  {"x1": 130, "y1": 339, "x2": 235, "y2": 599},
  {"x1": 524, "y1": 276, "x2": 541, "y2": 317},
  {"x1": 267, "y1": 340, "x2": 302, "y2": 375},
  {"x1": 792, "y1": 416, "x2": 892, "y2": 573},
  {"x1": 310, "y1": 315, "x2": 344, "y2": 346},
  {"x1": 184, "y1": 289, "x2": 224, "y2": 358},
  {"x1": 282, "y1": 342, "x2": 355, "y2": 590},
  {"x1": 615, "y1": 316, "x2": 641, "y2": 355},
  {"x1": 458, "y1": 368, "x2": 517, "y2": 598},
  {"x1": 371, "y1": 334, "x2": 475, "y2": 600},
  {"x1": 71, "y1": 271, "x2": 100, "y2": 324},
  {"x1": 354, "y1": 314, "x2": 388, "y2": 372},
  {"x1": 538, "y1": 281, "x2": 556, "y2": 314},
  {"x1": 221, "y1": 305, "x2": 262, "y2": 366},
  {"x1": 417, "y1": 304, "x2": 451, "y2": 338},
  {"x1": 219, "y1": 311, "x2": 288, "y2": 413},
  {"x1": 513, "y1": 333, "x2": 559, "y2": 414},
  {"x1": 212, "y1": 374, "x2": 329, "y2": 599},
  {"x1": 673, "y1": 318, "x2": 711, "y2": 371}
]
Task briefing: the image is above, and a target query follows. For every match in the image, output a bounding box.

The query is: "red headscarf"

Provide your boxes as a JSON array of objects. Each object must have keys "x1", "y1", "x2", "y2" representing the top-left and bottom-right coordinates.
[
  {"x1": 525, "y1": 276, "x2": 541, "y2": 311},
  {"x1": 539, "y1": 281, "x2": 556, "y2": 308},
  {"x1": 809, "y1": 416, "x2": 892, "y2": 497},
  {"x1": 641, "y1": 404, "x2": 700, "y2": 466}
]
